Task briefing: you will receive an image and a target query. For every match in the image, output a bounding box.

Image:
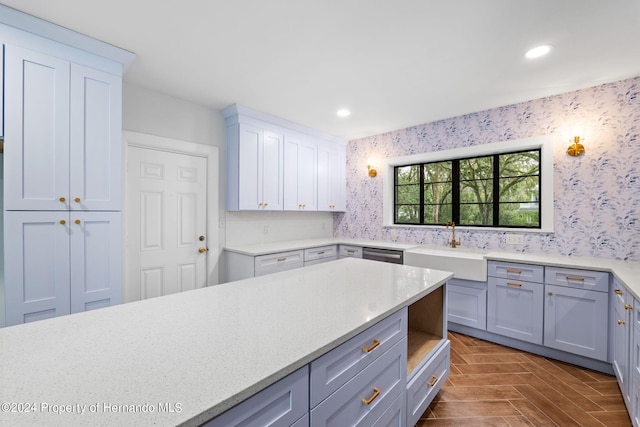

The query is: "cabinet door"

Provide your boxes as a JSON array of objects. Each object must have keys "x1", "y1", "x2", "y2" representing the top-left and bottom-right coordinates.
[
  {"x1": 284, "y1": 134, "x2": 317, "y2": 210},
  {"x1": 4, "y1": 44, "x2": 70, "y2": 211},
  {"x1": 544, "y1": 284, "x2": 608, "y2": 361},
  {"x1": 487, "y1": 277, "x2": 543, "y2": 344},
  {"x1": 260, "y1": 130, "x2": 284, "y2": 210},
  {"x1": 70, "y1": 64, "x2": 122, "y2": 211},
  {"x1": 447, "y1": 280, "x2": 487, "y2": 330},
  {"x1": 613, "y1": 301, "x2": 631, "y2": 403},
  {"x1": 4, "y1": 211, "x2": 71, "y2": 326},
  {"x1": 70, "y1": 212, "x2": 122, "y2": 313},
  {"x1": 317, "y1": 143, "x2": 346, "y2": 212},
  {"x1": 237, "y1": 124, "x2": 262, "y2": 209}
]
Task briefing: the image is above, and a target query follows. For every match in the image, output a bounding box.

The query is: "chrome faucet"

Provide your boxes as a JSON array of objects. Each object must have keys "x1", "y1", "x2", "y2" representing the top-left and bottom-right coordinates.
[{"x1": 445, "y1": 222, "x2": 461, "y2": 248}]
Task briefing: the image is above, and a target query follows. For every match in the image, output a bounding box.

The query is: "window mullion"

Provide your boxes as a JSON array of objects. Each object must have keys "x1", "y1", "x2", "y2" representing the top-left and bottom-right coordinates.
[
  {"x1": 493, "y1": 154, "x2": 500, "y2": 227},
  {"x1": 452, "y1": 160, "x2": 460, "y2": 225},
  {"x1": 419, "y1": 164, "x2": 425, "y2": 224}
]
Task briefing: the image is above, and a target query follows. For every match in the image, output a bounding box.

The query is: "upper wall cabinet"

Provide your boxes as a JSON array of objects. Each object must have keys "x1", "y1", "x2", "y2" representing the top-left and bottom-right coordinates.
[
  {"x1": 4, "y1": 45, "x2": 122, "y2": 211},
  {"x1": 284, "y1": 133, "x2": 317, "y2": 211},
  {"x1": 222, "y1": 104, "x2": 347, "y2": 212},
  {"x1": 317, "y1": 142, "x2": 346, "y2": 211}
]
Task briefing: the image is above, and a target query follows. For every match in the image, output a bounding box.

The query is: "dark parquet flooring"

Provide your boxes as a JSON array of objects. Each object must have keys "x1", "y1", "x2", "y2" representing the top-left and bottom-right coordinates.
[{"x1": 417, "y1": 332, "x2": 632, "y2": 427}]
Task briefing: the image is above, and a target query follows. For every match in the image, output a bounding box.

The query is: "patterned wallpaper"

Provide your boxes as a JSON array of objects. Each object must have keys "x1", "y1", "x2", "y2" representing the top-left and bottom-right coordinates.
[{"x1": 334, "y1": 77, "x2": 640, "y2": 261}]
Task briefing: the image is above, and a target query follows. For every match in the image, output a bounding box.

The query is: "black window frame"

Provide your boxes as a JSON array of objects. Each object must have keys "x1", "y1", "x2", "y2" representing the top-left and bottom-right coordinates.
[{"x1": 394, "y1": 148, "x2": 542, "y2": 229}]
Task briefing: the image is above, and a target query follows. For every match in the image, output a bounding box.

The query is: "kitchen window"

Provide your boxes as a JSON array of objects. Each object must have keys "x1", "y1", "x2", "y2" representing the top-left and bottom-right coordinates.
[{"x1": 394, "y1": 149, "x2": 541, "y2": 228}]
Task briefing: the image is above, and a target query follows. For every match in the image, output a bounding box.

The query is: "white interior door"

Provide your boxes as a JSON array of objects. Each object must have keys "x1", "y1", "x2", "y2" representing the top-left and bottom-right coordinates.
[{"x1": 126, "y1": 146, "x2": 208, "y2": 302}]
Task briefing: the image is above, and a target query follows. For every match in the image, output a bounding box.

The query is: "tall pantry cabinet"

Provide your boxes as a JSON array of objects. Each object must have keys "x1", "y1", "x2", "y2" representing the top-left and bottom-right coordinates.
[{"x1": 0, "y1": 6, "x2": 134, "y2": 326}]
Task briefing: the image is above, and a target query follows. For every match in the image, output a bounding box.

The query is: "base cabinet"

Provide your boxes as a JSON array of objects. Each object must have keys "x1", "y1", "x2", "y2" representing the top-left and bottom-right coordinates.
[
  {"x1": 487, "y1": 262, "x2": 544, "y2": 345},
  {"x1": 203, "y1": 366, "x2": 309, "y2": 427},
  {"x1": 447, "y1": 279, "x2": 487, "y2": 330},
  {"x1": 406, "y1": 340, "x2": 450, "y2": 427},
  {"x1": 4, "y1": 211, "x2": 122, "y2": 326}
]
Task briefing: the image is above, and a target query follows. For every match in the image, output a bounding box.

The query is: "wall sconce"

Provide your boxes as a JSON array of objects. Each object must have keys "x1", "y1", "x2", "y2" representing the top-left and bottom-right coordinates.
[
  {"x1": 367, "y1": 158, "x2": 377, "y2": 178},
  {"x1": 567, "y1": 136, "x2": 585, "y2": 157}
]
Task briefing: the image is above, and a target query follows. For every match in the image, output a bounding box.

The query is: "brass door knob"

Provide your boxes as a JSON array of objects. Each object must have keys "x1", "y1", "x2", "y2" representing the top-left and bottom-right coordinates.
[{"x1": 198, "y1": 247, "x2": 207, "y2": 253}]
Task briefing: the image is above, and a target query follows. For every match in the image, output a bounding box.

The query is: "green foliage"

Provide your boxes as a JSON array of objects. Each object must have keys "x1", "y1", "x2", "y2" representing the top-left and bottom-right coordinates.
[{"x1": 394, "y1": 150, "x2": 540, "y2": 227}]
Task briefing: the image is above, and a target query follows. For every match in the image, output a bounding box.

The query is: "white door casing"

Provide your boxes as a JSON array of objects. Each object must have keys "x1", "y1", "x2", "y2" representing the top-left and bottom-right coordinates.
[{"x1": 124, "y1": 132, "x2": 219, "y2": 303}]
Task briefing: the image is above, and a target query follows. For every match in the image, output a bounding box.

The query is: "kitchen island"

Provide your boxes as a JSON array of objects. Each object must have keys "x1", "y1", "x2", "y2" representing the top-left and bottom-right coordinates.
[{"x1": 0, "y1": 258, "x2": 452, "y2": 426}]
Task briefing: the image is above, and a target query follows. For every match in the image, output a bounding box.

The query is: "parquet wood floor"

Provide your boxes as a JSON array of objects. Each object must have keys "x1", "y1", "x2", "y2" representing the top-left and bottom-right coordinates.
[{"x1": 417, "y1": 332, "x2": 632, "y2": 427}]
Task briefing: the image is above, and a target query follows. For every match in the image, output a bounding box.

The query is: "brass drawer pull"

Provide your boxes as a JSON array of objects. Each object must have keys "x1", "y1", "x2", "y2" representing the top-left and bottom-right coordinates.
[
  {"x1": 317, "y1": 251, "x2": 325, "y2": 255},
  {"x1": 362, "y1": 339, "x2": 381, "y2": 353},
  {"x1": 615, "y1": 289, "x2": 623, "y2": 295},
  {"x1": 277, "y1": 257, "x2": 287, "y2": 262},
  {"x1": 625, "y1": 304, "x2": 633, "y2": 310},
  {"x1": 428, "y1": 375, "x2": 439, "y2": 387},
  {"x1": 618, "y1": 320, "x2": 626, "y2": 325},
  {"x1": 506, "y1": 269, "x2": 522, "y2": 274},
  {"x1": 507, "y1": 282, "x2": 522, "y2": 287},
  {"x1": 566, "y1": 276, "x2": 585, "y2": 282},
  {"x1": 362, "y1": 387, "x2": 380, "y2": 405}
]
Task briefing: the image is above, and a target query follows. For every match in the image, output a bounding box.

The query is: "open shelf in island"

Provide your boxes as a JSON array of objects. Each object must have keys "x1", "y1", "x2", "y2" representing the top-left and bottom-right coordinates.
[{"x1": 407, "y1": 286, "x2": 446, "y2": 375}]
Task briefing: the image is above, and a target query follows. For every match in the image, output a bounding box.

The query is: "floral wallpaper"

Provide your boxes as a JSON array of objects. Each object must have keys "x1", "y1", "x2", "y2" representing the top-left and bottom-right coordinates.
[{"x1": 334, "y1": 77, "x2": 640, "y2": 261}]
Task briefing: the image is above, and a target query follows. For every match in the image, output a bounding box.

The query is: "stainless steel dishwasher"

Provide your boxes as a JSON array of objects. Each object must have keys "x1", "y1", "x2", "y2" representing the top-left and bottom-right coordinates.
[{"x1": 362, "y1": 247, "x2": 404, "y2": 264}]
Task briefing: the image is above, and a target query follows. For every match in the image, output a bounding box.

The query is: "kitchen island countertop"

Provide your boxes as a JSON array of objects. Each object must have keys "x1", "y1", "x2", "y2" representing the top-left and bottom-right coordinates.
[{"x1": 0, "y1": 258, "x2": 451, "y2": 426}]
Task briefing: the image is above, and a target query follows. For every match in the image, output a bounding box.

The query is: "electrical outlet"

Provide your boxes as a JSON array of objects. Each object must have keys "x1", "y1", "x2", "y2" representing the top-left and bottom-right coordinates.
[{"x1": 506, "y1": 234, "x2": 524, "y2": 245}]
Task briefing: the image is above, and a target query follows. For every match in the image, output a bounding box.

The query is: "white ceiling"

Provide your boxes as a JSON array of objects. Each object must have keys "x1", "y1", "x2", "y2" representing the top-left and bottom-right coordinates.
[{"x1": 3, "y1": 0, "x2": 640, "y2": 140}]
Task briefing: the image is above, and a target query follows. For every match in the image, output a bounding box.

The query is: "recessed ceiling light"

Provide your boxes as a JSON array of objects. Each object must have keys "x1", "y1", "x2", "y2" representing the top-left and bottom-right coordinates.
[
  {"x1": 525, "y1": 44, "x2": 552, "y2": 59},
  {"x1": 336, "y1": 108, "x2": 351, "y2": 118}
]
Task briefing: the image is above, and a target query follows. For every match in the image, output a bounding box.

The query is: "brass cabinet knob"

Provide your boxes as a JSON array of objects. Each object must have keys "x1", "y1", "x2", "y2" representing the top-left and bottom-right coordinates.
[
  {"x1": 199, "y1": 236, "x2": 205, "y2": 241},
  {"x1": 59, "y1": 197, "x2": 66, "y2": 203},
  {"x1": 547, "y1": 292, "x2": 553, "y2": 296},
  {"x1": 625, "y1": 304, "x2": 633, "y2": 310},
  {"x1": 618, "y1": 320, "x2": 626, "y2": 325},
  {"x1": 615, "y1": 289, "x2": 623, "y2": 295},
  {"x1": 74, "y1": 197, "x2": 81, "y2": 203},
  {"x1": 198, "y1": 247, "x2": 207, "y2": 253},
  {"x1": 59, "y1": 219, "x2": 66, "y2": 225},
  {"x1": 74, "y1": 219, "x2": 81, "y2": 225}
]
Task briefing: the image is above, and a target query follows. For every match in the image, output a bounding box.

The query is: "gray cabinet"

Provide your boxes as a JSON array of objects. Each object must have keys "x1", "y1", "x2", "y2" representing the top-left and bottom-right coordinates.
[
  {"x1": 612, "y1": 279, "x2": 632, "y2": 405},
  {"x1": 487, "y1": 262, "x2": 544, "y2": 344},
  {"x1": 544, "y1": 269, "x2": 609, "y2": 362},
  {"x1": 204, "y1": 366, "x2": 309, "y2": 427},
  {"x1": 446, "y1": 279, "x2": 487, "y2": 330}
]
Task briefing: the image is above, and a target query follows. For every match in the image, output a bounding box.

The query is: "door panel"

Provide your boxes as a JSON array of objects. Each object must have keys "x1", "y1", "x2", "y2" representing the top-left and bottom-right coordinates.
[
  {"x1": 126, "y1": 147, "x2": 207, "y2": 302},
  {"x1": 4, "y1": 45, "x2": 70, "y2": 210},
  {"x1": 4, "y1": 211, "x2": 71, "y2": 326},
  {"x1": 70, "y1": 64, "x2": 122, "y2": 210},
  {"x1": 69, "y1": 212, "x2": 122, "y2": 313}
]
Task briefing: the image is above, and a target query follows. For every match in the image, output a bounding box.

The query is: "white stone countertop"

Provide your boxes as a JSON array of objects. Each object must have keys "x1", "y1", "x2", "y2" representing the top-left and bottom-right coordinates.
[
  {"x1": 223, "y1": 237, "x2": 417, "y2": 256},
  {"x1": 0, "y1": 258, "x2": 451, "y2": 427}
]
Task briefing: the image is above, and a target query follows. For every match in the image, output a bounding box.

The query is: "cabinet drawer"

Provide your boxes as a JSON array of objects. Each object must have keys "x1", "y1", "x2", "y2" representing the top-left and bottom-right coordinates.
[
  {"x1": 204, "y1": 366, "x2": 308, "y2": 427},
  {"x1": 254, "y1": 250, "x2": 304, "y2": 277},
  {"x1": 545, "y1": 267, "x2": 609, "y2": 292},
  {"x1": 311, "y1": 338, "x2": 407, "y2": 427},
  {"x1": 310, "y1": 308, "x2": 407, "y2": 407},
  {"x1": 339, "y1": 245, "x2": 363, "y2": 259},
  {"x1": 371, "y1": 391, "x2": 405, "y2": 427},
  {"x1": 447, "y1": 279, "x2": 487, "y2": 330},
  {"x1": 488, "y1": 261, "x2": 544, "y2": 283},
  {"x1": 407, "y1": 340, "x2": 450, "y2": 427},
  {"x1": 305, "y1": 245, "x2": 338, "y2": 262}
]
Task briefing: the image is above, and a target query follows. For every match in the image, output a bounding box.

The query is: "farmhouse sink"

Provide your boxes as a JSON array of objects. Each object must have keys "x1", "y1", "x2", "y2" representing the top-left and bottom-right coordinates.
[{"x1": 404, "y1": 245, "x2": 488, "y2": 281}]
